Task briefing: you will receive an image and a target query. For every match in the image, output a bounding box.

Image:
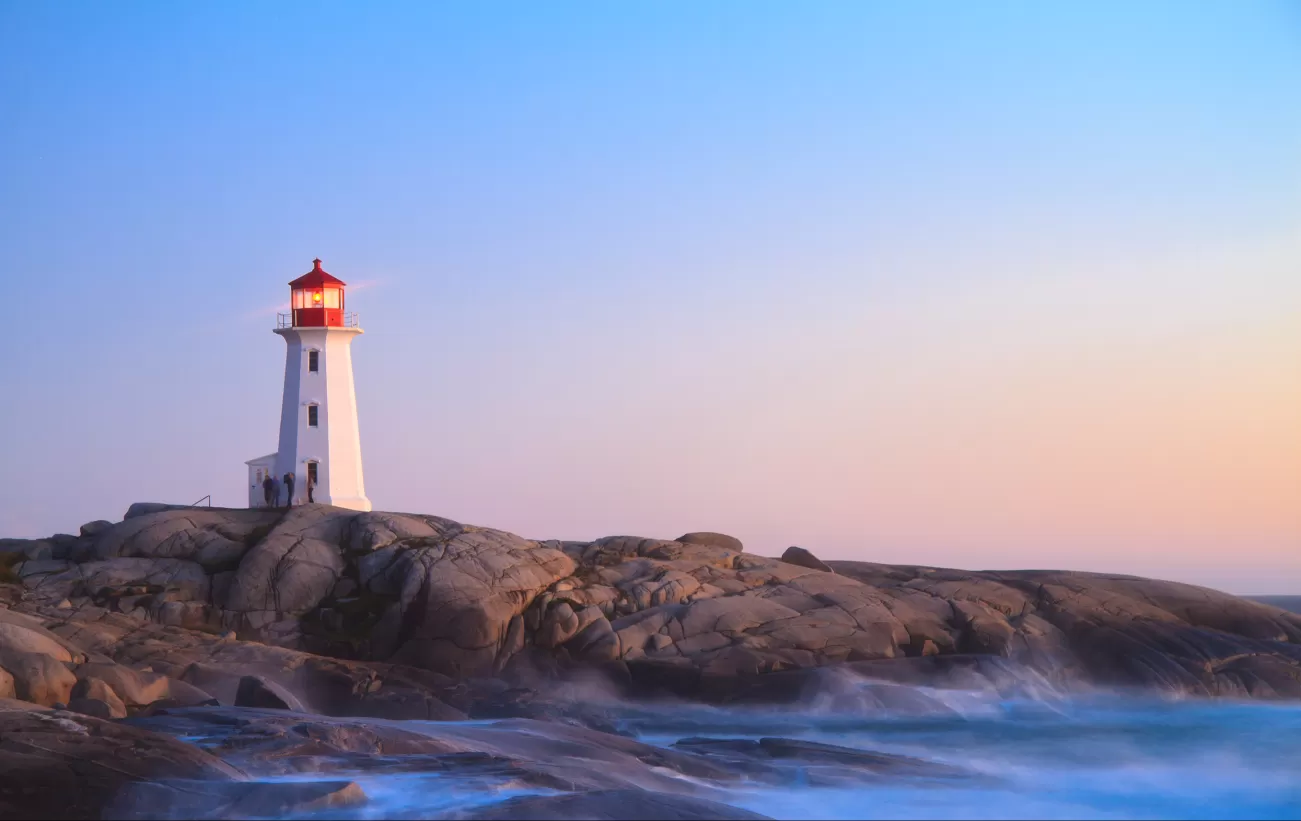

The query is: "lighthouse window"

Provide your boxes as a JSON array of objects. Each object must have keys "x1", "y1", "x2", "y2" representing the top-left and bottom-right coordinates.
[
  {"x1": 308, "y1": 351, "x2": 319, "y2": 372},
  {"x1": 307, "y1": 405, "x2": 319, "y2": 427},
  {"x1": 323, "y1": 288, "x2": 341, "y2": 309}
]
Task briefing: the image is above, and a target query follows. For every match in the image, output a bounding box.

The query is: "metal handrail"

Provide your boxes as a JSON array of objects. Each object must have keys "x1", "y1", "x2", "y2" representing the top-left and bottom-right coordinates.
[
  {"x1": 192, "y1": 495, "x2": 211, "y2": 507},
  {"x1": 276, "y1": 312, "x2": 359, "y2": 329}
]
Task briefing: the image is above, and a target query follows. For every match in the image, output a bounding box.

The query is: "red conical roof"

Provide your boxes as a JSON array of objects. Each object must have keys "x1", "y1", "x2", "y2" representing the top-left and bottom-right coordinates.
[{"x1": 288, "y1": 258, "x2": 346, "y2": 288}]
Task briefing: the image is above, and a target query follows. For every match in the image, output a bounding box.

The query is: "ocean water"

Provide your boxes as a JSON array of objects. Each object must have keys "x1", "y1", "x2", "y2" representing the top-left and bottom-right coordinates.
[
  {"x1": 646, "y1": 696, "x2": 1301, "y2": 820},
  {"x1": 333, "y1": 695, "x2": 1299, "y2": 819},
  {"x1": 155, "y1": 678, "x2": 1301, "y2": 820}
]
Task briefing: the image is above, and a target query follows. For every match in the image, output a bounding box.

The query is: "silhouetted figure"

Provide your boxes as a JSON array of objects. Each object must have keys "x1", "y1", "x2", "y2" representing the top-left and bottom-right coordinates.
[
  {"x1": 284, "y1": 472, "x2": 295, "y2": 507},
  {"x1": 261, "y1": 474, "x2": 275, "y2": 507},
  {"x1": 306, "y1": 472, "x2": 316, "y2": 504}
]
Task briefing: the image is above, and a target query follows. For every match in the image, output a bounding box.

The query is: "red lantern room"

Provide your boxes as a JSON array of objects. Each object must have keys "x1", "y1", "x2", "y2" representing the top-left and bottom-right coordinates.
[{"x1": 287, "y1": 259, "x2": 347, "y2": 327}]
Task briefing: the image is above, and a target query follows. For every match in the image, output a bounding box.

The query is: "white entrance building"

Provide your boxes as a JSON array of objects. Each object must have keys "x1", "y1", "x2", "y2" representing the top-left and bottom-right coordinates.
[{"x1": 245, "y1": 259, "x2": 372, "y2": 511}]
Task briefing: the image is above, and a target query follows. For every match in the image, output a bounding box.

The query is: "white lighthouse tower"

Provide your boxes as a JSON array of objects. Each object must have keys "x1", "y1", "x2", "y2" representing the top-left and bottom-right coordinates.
[{"x1": 245, "y1": 259, "x2": 372, "y2": 511}]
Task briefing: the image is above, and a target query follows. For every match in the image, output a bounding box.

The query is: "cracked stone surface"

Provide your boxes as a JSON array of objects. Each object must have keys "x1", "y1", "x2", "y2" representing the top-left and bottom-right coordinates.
[{"x1": 2, "y1": 503, "x2": 1299, "y2": 701}]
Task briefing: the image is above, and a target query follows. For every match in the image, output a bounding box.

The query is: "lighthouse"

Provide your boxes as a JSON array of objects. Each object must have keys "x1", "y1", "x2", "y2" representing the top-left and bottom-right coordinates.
[{"x1": 245, "y1": 259, "x2": 372, "y2": 511}]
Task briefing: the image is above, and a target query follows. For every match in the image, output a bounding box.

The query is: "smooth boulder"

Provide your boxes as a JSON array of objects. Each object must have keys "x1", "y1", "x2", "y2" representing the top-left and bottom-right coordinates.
[
  {"x1": 779, "y1": 546, "x2": 833, "y2": 573},
  {"x1": 73, "y1": 663, "x2": 170, "y2": 707},
  {"x1": 69, "y1": 677, "x2": 128, "y2": 719},
  {"x1": 1, "y1": 652, "x2": 76, "y2": 707},
  {"x1": 235, "y1": 675, "x2": 307, "y2": 711},
  {"x1": 676, "y1": 532, "x2": 744, "y2": 552}
]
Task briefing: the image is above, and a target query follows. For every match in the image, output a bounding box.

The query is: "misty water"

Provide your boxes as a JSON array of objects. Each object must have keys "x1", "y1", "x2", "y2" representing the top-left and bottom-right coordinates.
[{"x1": 153, "y1": 671, "x2": 1301, "y2": 821}]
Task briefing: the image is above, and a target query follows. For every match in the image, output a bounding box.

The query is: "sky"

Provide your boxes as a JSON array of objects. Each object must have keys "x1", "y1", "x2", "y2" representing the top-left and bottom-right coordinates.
[{"x1": 1, "y1": 1, "x2": 1298, "y2": 593}]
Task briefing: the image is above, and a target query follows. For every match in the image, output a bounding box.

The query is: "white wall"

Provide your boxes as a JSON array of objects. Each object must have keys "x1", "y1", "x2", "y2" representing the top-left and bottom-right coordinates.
[{"x1": 272, "y1": 326, "x2": 371, "y2": 511}]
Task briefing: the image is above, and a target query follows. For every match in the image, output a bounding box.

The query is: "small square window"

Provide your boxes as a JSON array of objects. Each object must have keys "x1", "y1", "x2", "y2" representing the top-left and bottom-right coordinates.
[
  {"x1": 308, "y1": 405, "x2": 319, "y2": 427},
  {"x1": 308, "y1": 351, "x2": 319, "y2": 372}
]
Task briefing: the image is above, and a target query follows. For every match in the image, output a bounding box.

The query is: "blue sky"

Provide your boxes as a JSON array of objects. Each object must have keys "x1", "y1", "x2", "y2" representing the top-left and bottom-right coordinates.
[{"x1": 2, "y1": 1, "x2": 1298, "y2": 592}]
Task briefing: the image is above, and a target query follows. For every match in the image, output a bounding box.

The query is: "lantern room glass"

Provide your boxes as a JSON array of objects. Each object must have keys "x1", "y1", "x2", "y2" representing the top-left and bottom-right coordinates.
[{"x1": 293, "y1": 288, "x2": 341, "y2": 309}]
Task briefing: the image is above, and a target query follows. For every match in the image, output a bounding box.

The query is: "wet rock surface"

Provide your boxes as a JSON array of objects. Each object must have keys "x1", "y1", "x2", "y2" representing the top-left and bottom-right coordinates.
[
  {"x1": 0, "y1": 708, "x2": 243, "y2": 820},
  {"x1": 454, "y1": 789, "x2": 774, "y2": 820},
  {"x1": 107, "y1": 779, "x2": 369, "y2": 820}
]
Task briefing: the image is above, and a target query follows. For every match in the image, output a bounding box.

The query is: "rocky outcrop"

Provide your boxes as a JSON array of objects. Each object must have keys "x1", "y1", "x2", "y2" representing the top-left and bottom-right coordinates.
[
  {"x1": 825, "y1": 561, "x2": 1301, "y2": 698},
  {"x1": 347, "y1": 513, "x2": 576, "y2": 674},
  {"x1": 3, "y1": 503, "x2": 1300, "y2": 704}
]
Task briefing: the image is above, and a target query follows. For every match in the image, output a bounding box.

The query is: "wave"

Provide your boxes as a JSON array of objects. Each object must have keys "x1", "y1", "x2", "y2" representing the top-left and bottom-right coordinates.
[{"x1": 123, "y1": 663, "x2": 1301, "y2": 820}]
